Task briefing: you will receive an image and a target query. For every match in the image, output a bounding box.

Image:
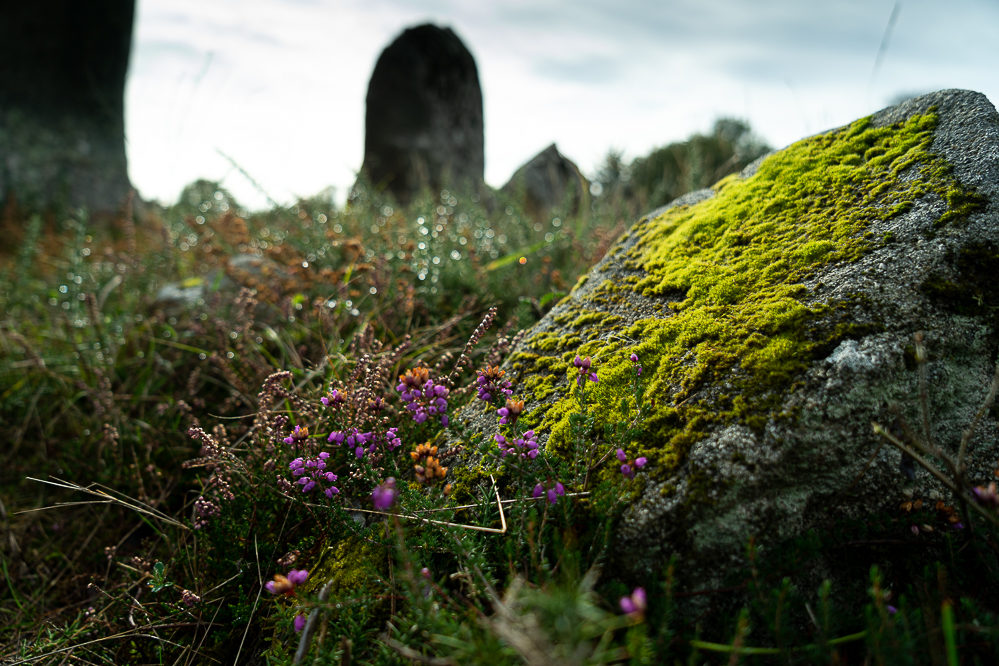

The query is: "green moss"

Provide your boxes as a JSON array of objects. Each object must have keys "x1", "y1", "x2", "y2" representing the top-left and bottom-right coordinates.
[
  {"x1": 937, "y1": 187, "x2": 987, "y2": 227},
  {"x1": 509, "y1": 109, "x2": 985, "y2": 477},
  {"x1": 304, "y1": 535, "x2": 386, "y2": 599}
]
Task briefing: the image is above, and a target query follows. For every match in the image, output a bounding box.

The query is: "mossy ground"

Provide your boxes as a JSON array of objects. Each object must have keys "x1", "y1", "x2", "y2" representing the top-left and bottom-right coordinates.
[{"x1": 510, "y1": 110, "x2": 984, "y2": 478}]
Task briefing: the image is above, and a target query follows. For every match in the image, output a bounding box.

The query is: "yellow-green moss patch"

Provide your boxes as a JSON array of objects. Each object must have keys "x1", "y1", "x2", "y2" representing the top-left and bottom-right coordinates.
[{"x1": 510, "y1": 109, "x2": 985, "y2": 476}]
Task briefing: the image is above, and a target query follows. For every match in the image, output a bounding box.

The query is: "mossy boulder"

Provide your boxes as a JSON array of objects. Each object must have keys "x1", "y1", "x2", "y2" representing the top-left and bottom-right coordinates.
[{"x1": 456, "y1": 89, "x2": 999, "y2": 592}]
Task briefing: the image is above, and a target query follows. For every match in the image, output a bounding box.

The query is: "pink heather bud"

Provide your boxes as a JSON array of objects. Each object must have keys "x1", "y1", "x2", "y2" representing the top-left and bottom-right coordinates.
[
  {"x1": 635, "y1": 457, "x2": 647, "y2": 468},
  {"x1": 616, "y1": 448, "x2": 627, "y2": 462},
  {"x1": 620, "y1": 587, "x2": 647, "y2": 617},
  {"x1": 294, "y1": 613, "x2": 307, "y2": 632}
]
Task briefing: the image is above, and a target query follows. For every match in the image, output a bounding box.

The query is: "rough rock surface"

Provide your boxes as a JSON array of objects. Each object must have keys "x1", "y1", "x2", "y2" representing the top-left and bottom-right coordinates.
[
  {"x1": 501, "y1": 143, "x2": 588, "y2": 220},
  {"x1": 358, "y1": 24, "x2": 484, "y2": 205},
  {"x1": 0, "y1": 0, "x2": 134, "y2": 216},
  {"x1": 455, "y1": 89, "x2": 999, "y2": 593}
]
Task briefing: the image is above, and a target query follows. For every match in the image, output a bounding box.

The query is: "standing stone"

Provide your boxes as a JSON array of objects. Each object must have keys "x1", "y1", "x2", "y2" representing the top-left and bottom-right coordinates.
[
  {"x1": 502, "y1": 143, "x2": 588, "y2": 220},
  {"x1": 0, "y1": 0, "x2": 134, "y2": 217},
  {"x1": 359, "y1": 24, "x2": 484, "y2": 205}
]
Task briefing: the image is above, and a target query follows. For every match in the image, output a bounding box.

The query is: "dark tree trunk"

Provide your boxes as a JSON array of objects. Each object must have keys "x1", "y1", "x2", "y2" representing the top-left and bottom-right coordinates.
[{"x1": 0, "y1": 0, "x2": 134, "y2": 217}]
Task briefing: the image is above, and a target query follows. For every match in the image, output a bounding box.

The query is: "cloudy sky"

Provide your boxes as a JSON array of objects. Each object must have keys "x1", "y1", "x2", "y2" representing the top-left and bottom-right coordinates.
[{"x1": 125, "y1": 0, "x2": 999, "y2": 211}]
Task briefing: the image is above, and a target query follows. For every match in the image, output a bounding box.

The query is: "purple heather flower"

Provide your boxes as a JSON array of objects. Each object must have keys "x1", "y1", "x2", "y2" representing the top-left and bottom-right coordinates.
[
  {"x1": 497, "y1": 398, "x2": 525, "y2": 426},
  {"x1": 630, "y1": 352, "x2": 643, "y2": 375},
  {"x1": 620, "y1": 587, "x2": 647, "y2": 618},
  {"x1": 616, "y1": 449, "x2": 648, "y2": 479},
  {"x1": 327, "y1": 428, "x2": 376, "y2": 459},
  {"x1": 573, "y1": 355, "x2": 598, "y2": 387},
  {"x1": 372, "y1": 477, "x2": 397, "y2": 511},
  {"x1": 383, "y1": 427, "x2": 402, "y2": 451},
  {"x1": 294, "y1": 613, "x2": 307, "y2": 632},
  {"x1": 288, "y1": 455, "x2": 338, "y2": 496},
  {"x1": 496, "y1": 430, "x2": 539, "y2": 459},
  {"x1": 533, "y1": 480, "x2": 566, "y2": 505},
  {"x1": 396, "y1": 367, "x2": 450, "y2": 427},
  {"x1": 321, "y1": 389, "x2": 346, "y2": 408},
  {"x1": 476, "y1": 366, "x2": 513, "y2": 403},
  {"x1": 266, "y1": 569, "x2": 309, "y2": 596},
  {"x1": 283, "y1": 424, "x2": 309, "y2": 445}
]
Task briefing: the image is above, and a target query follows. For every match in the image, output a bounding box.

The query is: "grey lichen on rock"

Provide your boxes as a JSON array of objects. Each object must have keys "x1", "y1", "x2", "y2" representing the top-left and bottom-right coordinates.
[{"x1": 454, "y1": 89, "x2": 999, "y2": 593}]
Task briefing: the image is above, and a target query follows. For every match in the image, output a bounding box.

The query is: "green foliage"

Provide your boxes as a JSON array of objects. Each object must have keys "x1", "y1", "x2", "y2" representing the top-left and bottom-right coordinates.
[{"x1": 594, "y1": 117, "x2": 771, "y2": 220}]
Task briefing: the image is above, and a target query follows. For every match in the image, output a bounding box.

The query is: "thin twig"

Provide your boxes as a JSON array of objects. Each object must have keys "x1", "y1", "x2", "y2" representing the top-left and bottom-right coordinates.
[
  {"x1": 873, "y1": 422, "x2": 999, "y2": 526},
  {"x1": 958, "y1": 357, "x2": 999, "y2": 470}
]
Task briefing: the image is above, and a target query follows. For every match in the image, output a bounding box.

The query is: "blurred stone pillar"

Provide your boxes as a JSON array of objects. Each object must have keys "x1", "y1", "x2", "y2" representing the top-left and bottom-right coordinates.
[
  {"x1": 0, "y1": 0, "x2": 134, "y2": 217},
  {"x1": 359, "y1": 24, "x2": 484, "y2": 205}
]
